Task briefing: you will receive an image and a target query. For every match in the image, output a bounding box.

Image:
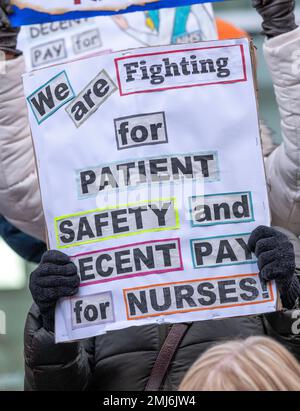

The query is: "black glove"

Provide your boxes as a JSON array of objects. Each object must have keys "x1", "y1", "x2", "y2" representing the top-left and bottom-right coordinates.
[
  {"x1": 252, "y1": 0, "x2": 298, "y2": 39},
  {"x1": 248, "y1": 226, "x2": 300, "y2": 309},
  {"x1": 0, "y1": 0, "x2": 21, "y2": 56},
  {"x1": 29, "y1": 250, "x2": 80, "y2": 332}
]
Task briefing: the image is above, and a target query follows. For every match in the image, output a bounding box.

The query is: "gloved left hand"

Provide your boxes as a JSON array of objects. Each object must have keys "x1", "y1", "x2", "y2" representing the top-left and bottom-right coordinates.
[
  {"x1": 248, "y1": 226, "x2": 300, "y2": 309},
  {"x1": 0, "y1": 0, "x2": 21, "y2": 56}
]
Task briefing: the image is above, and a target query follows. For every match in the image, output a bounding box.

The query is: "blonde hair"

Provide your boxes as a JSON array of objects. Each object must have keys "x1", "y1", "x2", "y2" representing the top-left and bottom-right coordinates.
[{"x1": 179, "y1": 337, "x2": 300, "y2": 391}]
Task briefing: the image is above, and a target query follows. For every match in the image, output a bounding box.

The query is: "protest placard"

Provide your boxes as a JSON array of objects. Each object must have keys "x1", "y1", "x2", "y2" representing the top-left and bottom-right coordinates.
[
  {"x1": 23, "y1": 37, "x2": 276, "y2": 343},
  {"x1": 17, "y1": 5, "x2": 217, "y2": 70},
  {"x1": 11, "y1": 0, "x2": 225, "y2": 26}
]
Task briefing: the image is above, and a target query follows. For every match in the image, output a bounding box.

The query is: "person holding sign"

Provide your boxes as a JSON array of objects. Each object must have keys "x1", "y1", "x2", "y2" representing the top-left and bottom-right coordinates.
[{"x1": 112, "y1": 4, "x2": 216, "y2": 46}]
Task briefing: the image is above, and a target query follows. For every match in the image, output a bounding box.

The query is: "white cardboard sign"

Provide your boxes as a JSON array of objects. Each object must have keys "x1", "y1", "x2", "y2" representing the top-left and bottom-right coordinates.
[{"x1": 23, "y1": 38, "x2": 276, "y2": 343}]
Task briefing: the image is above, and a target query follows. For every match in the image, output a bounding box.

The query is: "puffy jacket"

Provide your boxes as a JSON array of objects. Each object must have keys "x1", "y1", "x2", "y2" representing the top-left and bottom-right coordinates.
[
  {"x1": 24, "y1": 304, "x2": 266, "y2": 391},
  {"x1": 23, "y1": 227, "x2": 300, "y2": 392}
]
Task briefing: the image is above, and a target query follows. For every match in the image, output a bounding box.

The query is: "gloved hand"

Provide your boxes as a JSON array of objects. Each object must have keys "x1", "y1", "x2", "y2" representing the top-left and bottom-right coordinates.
[
  {"x1": 248, "y1": 226, "x2": 300, "y2": 309},
  {"x1": 252, "y1": 0, "x2": 298, "y2": 39},
  {"x1": 29, "y1": 250, "x2": 80, "y2": 332},
  {"x1": 0, "y1": 0, "x2": 21, "y2": 56}
]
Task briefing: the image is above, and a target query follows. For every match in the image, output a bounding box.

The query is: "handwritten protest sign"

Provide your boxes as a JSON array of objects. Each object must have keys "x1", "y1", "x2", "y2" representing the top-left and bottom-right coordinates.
[
  {"x1": 23, "y1": 38, "x2": 276, "y2": 343},
  {"x1": 17, "y1": 5, "x2": 217, "y2": 70},
  {"x1": 11, "y1": 0, "x2": 225, "y2": 26}
]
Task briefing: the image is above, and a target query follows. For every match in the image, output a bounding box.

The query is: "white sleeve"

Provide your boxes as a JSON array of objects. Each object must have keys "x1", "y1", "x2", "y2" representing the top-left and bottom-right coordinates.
[
  {"x1": 264, "y1": 27, "x2": 300, "y2": 236},
  {"x1": 0, "y1": 55, "x2": 45, "y2": 241}
]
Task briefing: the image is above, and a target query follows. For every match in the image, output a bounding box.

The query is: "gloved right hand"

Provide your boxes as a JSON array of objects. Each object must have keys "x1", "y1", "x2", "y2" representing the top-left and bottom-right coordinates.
[{"x1": 29, "y1": 250, "x2": 80, "y2": 332}]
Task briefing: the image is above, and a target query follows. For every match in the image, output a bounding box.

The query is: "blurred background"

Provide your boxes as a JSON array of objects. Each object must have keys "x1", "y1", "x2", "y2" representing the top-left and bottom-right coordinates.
[{"x1": 0, "y1": 0, "x2": 300, "y2": 391}]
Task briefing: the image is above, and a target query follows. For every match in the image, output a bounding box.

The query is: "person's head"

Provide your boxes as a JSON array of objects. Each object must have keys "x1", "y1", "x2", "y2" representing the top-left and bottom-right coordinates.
[{"x1": 179, "y1": 336, "x2": 300, "y2": 391}]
